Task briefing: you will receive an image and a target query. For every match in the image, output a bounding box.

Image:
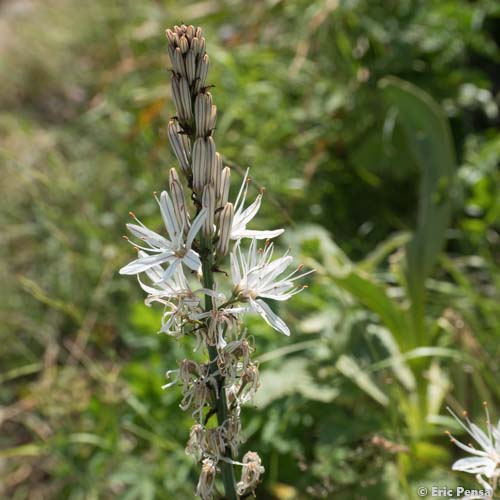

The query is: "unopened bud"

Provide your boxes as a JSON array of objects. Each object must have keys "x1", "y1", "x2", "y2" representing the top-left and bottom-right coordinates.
[
  {"x1": 179, "y1": 35, "x2": 189, "y2": 54},
  {"x1": 195, "y1": 92, "x2": 214, "y2": 138},
  {"x1": 192, "y1": 138, "x2": 207, "y2": 194},
  {"x1": 185, "y1": 50, "x2": 196, "y2": 83},
  {"x1": 172, "y1": 46, "x2": 184, "y2": 76},
  {"x1": 171, "y1": 75, "x2": 192, "y2": 123},
  {"x1": 205, "y1": 136, "x2": 216, "y2": 186},
  {"x1": 167, "y1": 119, "x2": 191, "y2": 175},
  {"x1": 165, "y1": 28, "x2": 176, "y2": 45},
  {"x1": 169, "y1": 168, "x2": 189, "y2": 231},
  {"x1": 186, "y1": 25, "x2": 195, "y2": 41},
  {"x1": 217, "y1": 203, "x2": 234, "y2": 256},
  {"x1": 213, "y1": 153, "x2": 224, "y2": 202},
  {"x1": 220, "y1": 167, "x2": 231, "y2": 206},
  {"x1": 202, "y1": 184, "x2": 215, "y2": 238},
  {"x1": 194, "y1": 53, "x2": 209, "y2": 94}
]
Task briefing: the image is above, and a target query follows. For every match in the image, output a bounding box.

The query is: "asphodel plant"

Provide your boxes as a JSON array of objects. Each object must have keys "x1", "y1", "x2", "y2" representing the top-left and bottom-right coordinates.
[{"x1": 119, "y1": 24, "x2": 311, "y2": 499}]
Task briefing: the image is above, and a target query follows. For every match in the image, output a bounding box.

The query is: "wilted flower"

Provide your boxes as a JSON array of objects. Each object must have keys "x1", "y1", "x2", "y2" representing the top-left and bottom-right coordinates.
[
  {"x1": 236, "y1": 451, "x2": 265, "y2": 496},
  {"x1": 196, "y1": 458, "x2": 217, "y2": 499}
]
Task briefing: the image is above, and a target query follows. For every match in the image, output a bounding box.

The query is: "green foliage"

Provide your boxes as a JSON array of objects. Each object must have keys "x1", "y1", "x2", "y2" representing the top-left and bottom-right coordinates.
[{"x1": 0, "y1": 0, "x2": 498, "y2": 498}]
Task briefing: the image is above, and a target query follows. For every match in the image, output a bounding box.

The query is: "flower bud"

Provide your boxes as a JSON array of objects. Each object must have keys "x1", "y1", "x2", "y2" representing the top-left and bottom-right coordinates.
[
  {"x1": 165, "y1": 28, "x2": 176, "y2": 45},
  {"x1": 171, "y1": 75, "x2": 192, "y2": 123},
  {"x1": 202, "y1": 184, "x2": 215, "y2": 238},
  {"x1": 167, "y1": 119, "x2": 190, "y2": 175},
  {"x1": 194, "y1": 53, "x2": 209, "y2": 94},
  {"x1": 220, "y1": 166, "x2": 231, "y2": 206},
  {"x1": 179, "y1": 77, "x2": 192, "y2": 122},
  {"x1": 185, "y1": 50, "x2": 196, "y2": 83},
  {"x1": 217, "y1": 203, "x2": 234, "y2": 256},
  {"x1": 169, "y1": 168, "x2": 189, "y2": 232},
  {"x1": 172, "y1": 46, "x2": 184, "y2": 76},
  {"x1": 213, "y1": 153, "x2": 223, "y2": 202},
  {"x1": 195, "y1": 92, "x2": 213, "y2": 138},
  {"x1": 186, "y1": 25, "x2": 195, "y2": 41},
  {"x1": 192, "y1": 138, "x2": 206, "y2": 194},
  {"x1": 205, "y1": 137, "x2": 216, "y2": 186},
  {"x1": 179, "y1": 35, "x2": 189, "y2": 54}
]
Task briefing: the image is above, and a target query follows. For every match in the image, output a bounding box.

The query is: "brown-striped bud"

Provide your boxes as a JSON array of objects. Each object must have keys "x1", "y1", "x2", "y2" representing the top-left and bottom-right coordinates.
[
  {"x1": 220, "y1": 166, "x2": 231, "y2": 206},
  {"x1": 195, "y1": 92, "x2": 213, "y2": 137},
  {"x1": 169, "y1": 168, "x2": 189, "y2": 231},
  {"x1": 167, "y1": 119, "x2": 191, "y2": 175},
  {"x1": 171, "y1": 74, "x2": 192, "y2": 123},
  {"x1": 213, "y1": 153, "x2": 223, "y2": 201},
  {"x1": 179, "y1": 77, "x2": 192, "y2": 122},
  {"x1": 192, "y1": 138, "x2": 206, "y2": 194},
  {"x1": 194, "y1": 53, "x2": 209, "y2": 94},
  {"x1": 179, "y1": 35, "x2": 189, "y2": 54},
  {"x1": 174, "y1": 47, "x2": 185, "y2": 76},
  {"x1": 202, "y1": 184, "x2": 215, "y2": 238},
  {"x1": 165, "y1": 28, "x2": 176, "y2": 45},
  {"x1": 217, "y1": 203, "x2": 234, "y2": 256},
  {"x1": 205, "y1": 137, "x2": 216, "y2": 186},
  {"x1": 185, "y1": 51, "x2": 196, "y2": 83}
]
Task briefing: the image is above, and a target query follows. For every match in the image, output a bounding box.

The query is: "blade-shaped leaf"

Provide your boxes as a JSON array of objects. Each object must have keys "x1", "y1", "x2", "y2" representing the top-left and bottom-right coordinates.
[{"x1": 379, "y1": 77, "x2": 456, "y2": 343}]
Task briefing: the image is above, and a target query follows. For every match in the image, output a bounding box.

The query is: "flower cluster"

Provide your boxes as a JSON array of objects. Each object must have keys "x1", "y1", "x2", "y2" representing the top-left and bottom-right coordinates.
[
  {"x1": 119, "y1": 24, "x2": 311, "y2": 499},
  {"x1": 447, "y1": 404, "x2": 499, "y2": 499}
]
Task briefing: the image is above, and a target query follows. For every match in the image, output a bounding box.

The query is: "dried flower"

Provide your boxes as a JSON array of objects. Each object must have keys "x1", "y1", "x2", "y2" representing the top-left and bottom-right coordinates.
[{"x1": 236, "y1": 451, "x2": 265, "y2": 496}]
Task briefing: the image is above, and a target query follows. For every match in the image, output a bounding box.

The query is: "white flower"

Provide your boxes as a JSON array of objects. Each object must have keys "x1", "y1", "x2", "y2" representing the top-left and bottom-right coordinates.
[
  {"x1": 447, "y1": 405, "x2": 500, "y2": 480},
  {"x1": 119, "y1": 191, "x2": 206, "y2": 283},
  {"x1": 230, "y1": 169, "x2": 284, "y2": 240},
  {"x1": 230, "y1": 238, "x2": 312, "y2": 336}
]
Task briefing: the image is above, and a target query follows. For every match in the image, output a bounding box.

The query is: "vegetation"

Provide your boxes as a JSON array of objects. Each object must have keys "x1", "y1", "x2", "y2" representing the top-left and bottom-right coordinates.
[{"x1": 0, "y1": 0, "x2": 498, "y2": 498}]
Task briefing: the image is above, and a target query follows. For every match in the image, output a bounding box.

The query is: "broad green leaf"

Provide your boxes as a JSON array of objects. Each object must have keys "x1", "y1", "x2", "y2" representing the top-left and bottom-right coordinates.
[{"x1": 379, "y1": 77, "x2": 456, "y2": 343}]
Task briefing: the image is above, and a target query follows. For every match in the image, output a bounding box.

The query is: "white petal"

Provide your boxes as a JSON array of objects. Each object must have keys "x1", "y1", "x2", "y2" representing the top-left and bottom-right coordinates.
[
  {"x1": 233, "y1": 168, "x2": 250, "y2": 211},
  {"x1": 235, "y1": 194, "x2": 262, "y2": 226},
  {"x1": 127, "y1": 223, "x2": 171, "y2": 248},
  {"x1": 161, "y1": 259, "x2": 181, "y2": 284},
  {"x1": 159, "y1": 191, "x2": 180, "y2": 239},
  {"x1": 183, "y1": 249, "x2": 202, "y2": 271},
  {"x1": 452, "y1": 457, "x2": 497, "y2": 477},
  {"x1": 230, "y1": 244, "x2": 242, "y2": 284},
  {"x1": 186, "y1": 208, "x2": 207, "y2": 248},
  {"x1": 231, "y1": 228, "x2": 284, "y2": 240},
  {"x1": 251, "y1": 299, "x2": 290, "y2": 336},
  {"x1": 119, "y1": 251, "x2": 173, "y2": 275},
  {"x1": 469, "y1": 422, "x2": 495, "y2": 453}
]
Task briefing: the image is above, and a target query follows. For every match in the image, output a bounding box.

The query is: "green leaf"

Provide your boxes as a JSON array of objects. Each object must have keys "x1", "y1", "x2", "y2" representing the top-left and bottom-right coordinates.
[{"x1": 379, "y1": 77, "x2": 456, "y2": 343}]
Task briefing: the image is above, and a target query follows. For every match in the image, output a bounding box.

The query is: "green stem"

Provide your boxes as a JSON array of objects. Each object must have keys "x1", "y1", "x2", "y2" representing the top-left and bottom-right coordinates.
[{"x1": 201, "y1": 237, "x2": 237, "y2": 500}]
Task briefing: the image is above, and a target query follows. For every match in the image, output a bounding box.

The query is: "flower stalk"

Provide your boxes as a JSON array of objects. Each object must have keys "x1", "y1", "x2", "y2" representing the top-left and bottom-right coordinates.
[{"x1": 119, "y1": 23, "x2": 312, "y2": 499}]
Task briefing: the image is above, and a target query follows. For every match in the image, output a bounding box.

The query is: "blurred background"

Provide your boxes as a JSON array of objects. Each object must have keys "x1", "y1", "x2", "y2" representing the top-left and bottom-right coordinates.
[{"x1": 0, "y1": 0, "x2": 499, "y2": 498}]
